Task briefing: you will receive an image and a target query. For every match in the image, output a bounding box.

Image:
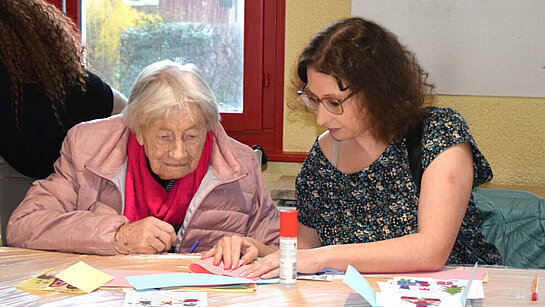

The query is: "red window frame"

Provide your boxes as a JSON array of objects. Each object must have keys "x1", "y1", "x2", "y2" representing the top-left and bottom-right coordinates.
[{"x1": 48, "y1": 0, "x2": 304, "y2": 162}]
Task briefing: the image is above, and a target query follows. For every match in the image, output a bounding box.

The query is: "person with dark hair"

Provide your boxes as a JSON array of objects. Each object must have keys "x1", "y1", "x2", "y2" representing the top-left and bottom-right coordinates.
[
  {"x1": 0, "y1": 0, "x2": 127, "y2": 180},
  {"x1": 205, "y1": 17, "x2": 501, "y2": 275},
  {"x1": 0, "y1": 0, "x2": 127, "y2": 246}
]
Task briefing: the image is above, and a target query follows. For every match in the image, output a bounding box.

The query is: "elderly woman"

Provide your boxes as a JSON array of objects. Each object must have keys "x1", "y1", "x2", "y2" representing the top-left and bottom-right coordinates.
[
  {"x1": 208, "y1": 17, "x2": 502, "y2": 276},
  {"x1": 6, "y1": 60, "x2": 279, "y2": 255}
]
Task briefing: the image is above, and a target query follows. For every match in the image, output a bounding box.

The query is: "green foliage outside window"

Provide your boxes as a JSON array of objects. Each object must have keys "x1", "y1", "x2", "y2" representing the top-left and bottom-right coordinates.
[
  {"x1": 85, "y1": 0, "x2": 243, "y2": 112},
  {"x1": 118, "y1": 22, "x2": 243, "y2": 111}
]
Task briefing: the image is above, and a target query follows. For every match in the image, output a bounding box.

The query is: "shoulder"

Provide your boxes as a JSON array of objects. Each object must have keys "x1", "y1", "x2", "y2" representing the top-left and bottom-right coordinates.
[
  {"x1": 65, "y1": 115, "x2": 128, "y2": 150},
  {"x1": 421, "y1": 107, "x2": 473, "y2": 149},
  {"x1": 424, "y1": 107, "x2": 469, "y2": 133},
  {"x1": 69, "y1": 114, "x2": 125, "y2": 131},
  {"x1": 83, "y1": 70, "x2": 111, "y2": 91},
  {"x1": 212, "y1": 123, "x2": 254, "y2": 158},
  {"x1": 316, "y1": 131, "x2": 333, "y2": 160},
  {"x1": 210, "y1": 124, "x2": 257, "y2": 180},
  {"x1": 64, "y1": 70, "x2": 114, "y2": 122},
  {"x1": 297, "y1": 136, "x2": 329, "y2": 185},
  {"x1": 421, "y1": 107, "x2": 492, "y2": 185}
]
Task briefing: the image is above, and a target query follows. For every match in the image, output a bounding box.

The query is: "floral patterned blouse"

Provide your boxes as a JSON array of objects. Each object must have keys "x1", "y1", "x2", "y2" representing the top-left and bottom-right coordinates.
[{"x1": 296, "y1": 107, "x2": 502, "y2": 265}]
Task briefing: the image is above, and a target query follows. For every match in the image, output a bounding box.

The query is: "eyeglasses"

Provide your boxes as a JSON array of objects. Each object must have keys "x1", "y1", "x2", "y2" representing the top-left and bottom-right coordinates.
[{"x1": 296, "y1": 85, "x2": 354, "y2": 115}]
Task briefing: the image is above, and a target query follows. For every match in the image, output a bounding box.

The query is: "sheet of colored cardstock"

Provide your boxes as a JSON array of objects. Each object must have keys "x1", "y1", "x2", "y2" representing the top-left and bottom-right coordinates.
[
  {"x1": 55, "y1": 261, "x2": 113, "y2": 293},
  {"x1": 189, "y1": 257, "x2": 279, "y2": 284},
  {"x1": 16, "y1": 267, "x2": 87, "y2": 294},
  {"x1": 102, "y1": 269, "x2": 180, "y2": 287},
  {"x1": 460, "y1": 262, "x2": 479, "y2": 307},
  {"x1": 127, "y1": 272, "x2": 277, "y2": 290},
  {"x1": 170, "y1": 283, "x2": 256, "y2": 293},
  {"x1": 343, "y1": 265, "x2": 376, "y2": 307},
  {"x1": 364, "y1": 268, "x2": 486, "y2": 281},
  {"x1": 189, "y1": 257, "x2": 246, "y2": 277}
]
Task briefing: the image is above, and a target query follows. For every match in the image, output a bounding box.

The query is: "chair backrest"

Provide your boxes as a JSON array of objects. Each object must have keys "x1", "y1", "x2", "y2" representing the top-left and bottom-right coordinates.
[
  {"x1": 473, "y1": 188, "x2": 545, "y2": 269},
  {"x1": 0, "y1": 156, "x2": 35, "y2": 246},
  {"x1": 252, "y1": 145, "x2": 267, "y2": 166}
]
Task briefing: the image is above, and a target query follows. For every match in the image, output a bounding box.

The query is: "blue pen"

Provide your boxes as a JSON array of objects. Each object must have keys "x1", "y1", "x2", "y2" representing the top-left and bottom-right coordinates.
[{"x1": 188, "y1": 240, "x2": 199, "y2": 253}]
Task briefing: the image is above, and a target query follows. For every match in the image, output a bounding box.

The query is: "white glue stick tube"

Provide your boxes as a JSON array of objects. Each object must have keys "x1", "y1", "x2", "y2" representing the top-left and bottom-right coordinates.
[{"x1": 278, "y1": 209, "x2": 297, "y2": 289}]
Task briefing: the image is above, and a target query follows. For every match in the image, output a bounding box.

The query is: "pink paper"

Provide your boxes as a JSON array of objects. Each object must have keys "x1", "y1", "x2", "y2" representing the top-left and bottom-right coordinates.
[
  {"x1": 102, "y1": 269, "x2": 179, "y2": 287},
  {"x1": 365, "y1": 268, "x2": 487, "y2": 280},
  {"x1": 189, "y1": 257, "x2": 247, "y2": 278}
]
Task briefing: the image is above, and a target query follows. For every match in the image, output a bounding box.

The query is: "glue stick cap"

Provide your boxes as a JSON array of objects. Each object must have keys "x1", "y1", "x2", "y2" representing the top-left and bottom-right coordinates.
[{"x1": 280, "y1": 209, "x2": 297, "y2": 238}]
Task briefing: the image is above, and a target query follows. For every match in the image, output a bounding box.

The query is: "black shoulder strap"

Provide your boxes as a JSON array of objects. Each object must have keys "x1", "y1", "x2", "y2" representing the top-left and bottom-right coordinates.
[{"x1": 406, "y1": 120, "x2": 424, "y2": 189}]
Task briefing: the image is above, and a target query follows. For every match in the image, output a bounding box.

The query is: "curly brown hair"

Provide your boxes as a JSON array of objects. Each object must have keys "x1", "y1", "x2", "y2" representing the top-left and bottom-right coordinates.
[
  {"x1": 295, "y1": 17, "x2": 434, "y2": 142},
  {"x1": 0, "y1": 0, "x2": 86, "y2": 125}
]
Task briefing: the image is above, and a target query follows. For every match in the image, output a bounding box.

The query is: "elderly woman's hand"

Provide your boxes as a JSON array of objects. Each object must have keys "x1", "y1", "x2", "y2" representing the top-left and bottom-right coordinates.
[
  {"x1": 114, "y1": 216, "x2": 177, "y2": 254},
  {"x1": 201, "y1": 235, "x2": 260, "y2": 270}
]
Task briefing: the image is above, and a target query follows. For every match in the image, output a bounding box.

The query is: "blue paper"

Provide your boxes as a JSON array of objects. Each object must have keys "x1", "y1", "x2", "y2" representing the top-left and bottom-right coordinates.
[
  {"x1": 127, "y1": 273, "x2": 278, "y2": 290},
  {"x1": 460, "y1": 262, "x2": 478, "y2": 307},
  {"x1": 343, "y1": 265, "x2": 376, "y2": 307}
]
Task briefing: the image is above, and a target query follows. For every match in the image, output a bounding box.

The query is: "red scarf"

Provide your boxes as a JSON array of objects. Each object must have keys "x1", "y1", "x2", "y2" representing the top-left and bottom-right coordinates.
[{"x1": 124, "y1": 131, "x2": 213, "y2": 225}]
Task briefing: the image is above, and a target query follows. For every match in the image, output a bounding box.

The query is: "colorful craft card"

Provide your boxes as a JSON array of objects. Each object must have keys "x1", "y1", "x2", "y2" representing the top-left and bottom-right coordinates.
[
  {"x1": 126, "y1": 272, "x2": 278, "y2": 291},
  {"x1": 343, "y1": 265, "x2": 377, "y2": 307},
  {"x1": 102, "y1": 269, "x2": 180, "y2": 288},
  {"x1": 17, "y1": 261, "x2": 113, "y2": 294},
  {"x1": 375, "y1": 263, "x2": 482, "y2": 307},
  {"x1": 343, "y1": 263, "x2": 481, "y2": 307},
  {"x1": 189, "y1": 257, "x2": 246, "y2": 277},
  {"x1": 16, "y1": 267, "x2": 87, "y2": 294},
  {"x1": 188, "y1": 257, "x2": 279, "y2": 284},
  {"x1": 122, "y1": 289, "x2": 207, "y2": 307}
]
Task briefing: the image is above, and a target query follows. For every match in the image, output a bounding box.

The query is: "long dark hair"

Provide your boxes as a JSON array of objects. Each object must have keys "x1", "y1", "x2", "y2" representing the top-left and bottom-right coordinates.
[
  {"x1": 0, "y1": 0, "x2": 87, "y2": 125},
  {"x1": 296, "y1": 17, "x2": 434, "y2": 142}
]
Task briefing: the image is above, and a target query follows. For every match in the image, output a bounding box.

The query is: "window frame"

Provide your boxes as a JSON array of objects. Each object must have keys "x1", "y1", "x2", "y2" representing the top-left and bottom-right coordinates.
[{"x1": 49, "y1": 0, "x2": 305, "y2": 162}]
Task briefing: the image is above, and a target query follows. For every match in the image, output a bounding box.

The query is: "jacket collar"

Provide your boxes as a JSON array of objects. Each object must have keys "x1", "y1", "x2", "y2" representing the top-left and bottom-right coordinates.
[
  {"x1": 85, "y1": 117, "x2": 246, "y2": 183},
  {"x1": 84, "y1": 115, "x2": 130, "y2": 180},
  {"x1": 208, "y1": 123, "x2": 248, "y2": 182}
]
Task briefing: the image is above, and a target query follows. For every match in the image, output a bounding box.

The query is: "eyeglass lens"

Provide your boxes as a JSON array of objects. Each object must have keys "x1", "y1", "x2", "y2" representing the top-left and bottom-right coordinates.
[{"x1": 299, "y1": 90, "x2": 344, "y2": 115}]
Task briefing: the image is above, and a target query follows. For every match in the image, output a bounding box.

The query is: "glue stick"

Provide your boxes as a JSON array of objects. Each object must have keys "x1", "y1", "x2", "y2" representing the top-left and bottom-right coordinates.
[{"x1": 278, "y1": 209, "x2": 297, "y2": 289}]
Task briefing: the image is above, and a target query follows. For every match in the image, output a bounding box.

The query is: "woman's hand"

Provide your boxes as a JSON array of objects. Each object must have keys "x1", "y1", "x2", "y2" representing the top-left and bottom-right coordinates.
[
  {"x1": 240, "y1": 249, "x2": 325, "y2": 279},
  {"x1": 202, "y1": 235, "x2": 260, "y2": 270},
  {"x1": 113, "y1": 216, "x2": 177, "y2": 254}
]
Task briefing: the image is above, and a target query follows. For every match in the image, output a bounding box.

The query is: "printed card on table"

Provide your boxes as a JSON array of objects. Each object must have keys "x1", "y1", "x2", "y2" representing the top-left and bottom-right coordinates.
[
  {"x1": 344, "y1": 263, "x2": 482, "y2": 307},
  {"x1": 376, "y1": 277, "x2": 483, "y2": 306},
  {"x1": 17, "y1": 261, "x2": 113, "y2": 294},
  {"x1": 123, "y1": 289, "x2": 207, "y2": 307}
]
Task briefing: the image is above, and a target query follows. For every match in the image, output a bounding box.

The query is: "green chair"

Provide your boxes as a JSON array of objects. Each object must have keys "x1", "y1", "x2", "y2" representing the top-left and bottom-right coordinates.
[{"x1": 473, "y1": 188, "x2": 545, "y2": 269}]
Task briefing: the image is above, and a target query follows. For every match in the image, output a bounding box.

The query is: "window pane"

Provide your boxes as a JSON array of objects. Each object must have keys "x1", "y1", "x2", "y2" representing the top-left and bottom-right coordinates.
[{"x1": 83, "y1": 0, "x2": 244, "y2": 112}]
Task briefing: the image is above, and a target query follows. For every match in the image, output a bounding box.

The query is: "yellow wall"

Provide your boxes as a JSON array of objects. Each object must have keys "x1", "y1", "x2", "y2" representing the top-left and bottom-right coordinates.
[
  {"x1": 435, "y1": 95, "x2": 545, "y2": 186},
  {"x1": 262, "y1": 1, "x2": 545, "y2": 191}
]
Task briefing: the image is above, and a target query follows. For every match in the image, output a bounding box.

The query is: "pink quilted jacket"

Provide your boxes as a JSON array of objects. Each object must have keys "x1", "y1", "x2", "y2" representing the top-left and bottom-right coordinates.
[{"x1": 6, "y1": 115, "x2": 279, "y2": 255}]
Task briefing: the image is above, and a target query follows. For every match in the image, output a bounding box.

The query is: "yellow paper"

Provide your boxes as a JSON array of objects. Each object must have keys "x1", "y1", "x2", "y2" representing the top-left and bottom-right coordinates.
[
  {"x1": 55, "y1": 261, "x2": 113, "y2": 293},
  {"x1": 16, "y1": 267, "x2": 87, "y2": 294}
]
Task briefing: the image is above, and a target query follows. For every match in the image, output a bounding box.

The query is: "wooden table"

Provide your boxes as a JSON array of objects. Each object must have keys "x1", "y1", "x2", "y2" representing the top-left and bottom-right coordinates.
[{"x1": 1, "y1": 247, "x2": 543, "y2": 306}]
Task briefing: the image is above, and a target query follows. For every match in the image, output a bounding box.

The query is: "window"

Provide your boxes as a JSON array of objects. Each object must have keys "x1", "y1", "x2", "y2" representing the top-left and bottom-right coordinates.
[
  {"x1": 48, "y1": 0, "x2": 303, "y2": 162},
  {"x1": 83, "y1": 0, "x2": 244, "y2": 112}
]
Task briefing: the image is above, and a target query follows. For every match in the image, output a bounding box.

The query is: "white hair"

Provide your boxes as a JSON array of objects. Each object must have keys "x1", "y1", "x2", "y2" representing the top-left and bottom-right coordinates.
[{"x1": 123, "y1": 60, "x2": 220, "y2": 134}]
